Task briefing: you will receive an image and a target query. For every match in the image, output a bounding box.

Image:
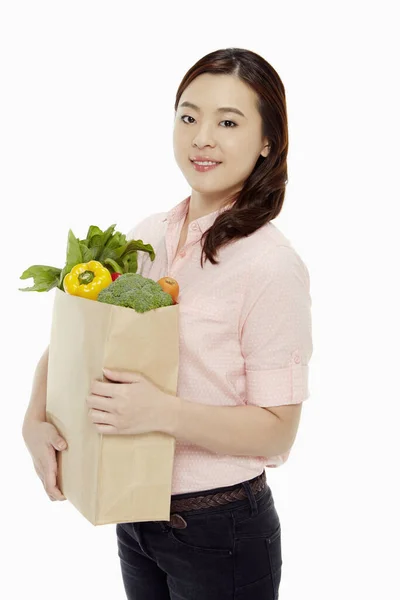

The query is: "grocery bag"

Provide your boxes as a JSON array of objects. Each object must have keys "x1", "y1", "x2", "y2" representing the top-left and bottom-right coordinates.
[{"x1": 45, "y1": 287, "x2": 179, "y2": 526}]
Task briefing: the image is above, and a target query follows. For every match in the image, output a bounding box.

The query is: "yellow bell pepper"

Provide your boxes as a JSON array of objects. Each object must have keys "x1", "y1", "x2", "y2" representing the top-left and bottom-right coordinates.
[{"x1": 63, "y1": 260, "x2": 112, "y2": 300}]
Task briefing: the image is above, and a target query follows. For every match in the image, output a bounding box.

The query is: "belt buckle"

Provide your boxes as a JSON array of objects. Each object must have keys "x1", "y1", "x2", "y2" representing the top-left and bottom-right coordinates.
[{"x1": 169, "y1": 513, "x2": 187, "y2": 529}]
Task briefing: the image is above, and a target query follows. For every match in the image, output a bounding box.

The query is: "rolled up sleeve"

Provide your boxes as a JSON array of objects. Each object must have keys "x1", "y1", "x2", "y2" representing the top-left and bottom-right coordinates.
[{"x1": 240, "y1": 245, "x2": 313, "y2": 407}]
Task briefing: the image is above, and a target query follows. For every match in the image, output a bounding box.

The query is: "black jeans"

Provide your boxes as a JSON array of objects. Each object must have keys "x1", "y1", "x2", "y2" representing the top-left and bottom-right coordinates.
[{"x1": 116, "y1": 472, "x2": 282, "y2": 599}]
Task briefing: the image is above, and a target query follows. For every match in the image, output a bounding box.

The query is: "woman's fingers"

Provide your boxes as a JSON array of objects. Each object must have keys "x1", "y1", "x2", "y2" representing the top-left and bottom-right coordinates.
[{"x1": 35, "y1": 451, "x2": 65, "y2": 501}]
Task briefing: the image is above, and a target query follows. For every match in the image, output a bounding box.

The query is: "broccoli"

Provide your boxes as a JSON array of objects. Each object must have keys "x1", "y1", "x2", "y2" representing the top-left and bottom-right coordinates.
[{"x1": 97, "y1": 273, "x2": 173, "y2": 312}]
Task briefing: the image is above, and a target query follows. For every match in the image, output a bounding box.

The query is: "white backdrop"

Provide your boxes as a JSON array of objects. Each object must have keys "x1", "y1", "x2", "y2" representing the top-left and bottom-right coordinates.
[{"x1": 1, "y1": 1, "x2": 399, "y2": 598}]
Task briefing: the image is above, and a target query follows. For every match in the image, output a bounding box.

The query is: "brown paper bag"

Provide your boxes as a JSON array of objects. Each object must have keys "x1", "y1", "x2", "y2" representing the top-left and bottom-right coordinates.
[{"x1": 45, "y1": 287, "x2": 179, "y2": 526}]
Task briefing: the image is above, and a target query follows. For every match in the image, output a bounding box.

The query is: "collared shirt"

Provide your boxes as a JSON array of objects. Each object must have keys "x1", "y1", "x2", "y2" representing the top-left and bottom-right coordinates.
[{"x1": 127, "y1": 195, "x2": 313, "y2": 494}]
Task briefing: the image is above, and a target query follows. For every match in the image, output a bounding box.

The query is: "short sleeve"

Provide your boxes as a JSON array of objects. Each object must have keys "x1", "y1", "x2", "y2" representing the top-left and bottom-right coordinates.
[{"x1": 240, "y1": 245, "x2": 313, "y2": 408}]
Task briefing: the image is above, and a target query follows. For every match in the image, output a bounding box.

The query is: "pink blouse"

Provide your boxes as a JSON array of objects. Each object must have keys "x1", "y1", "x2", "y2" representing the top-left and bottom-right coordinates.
[{"x1": 127, "y1": 195, "x2": 313, "y2": 494}]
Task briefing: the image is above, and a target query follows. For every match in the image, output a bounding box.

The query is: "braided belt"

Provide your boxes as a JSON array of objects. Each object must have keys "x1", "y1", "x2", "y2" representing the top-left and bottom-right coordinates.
[{"x1": 166, "y1": 470, "x2": 266, "y2": 529}]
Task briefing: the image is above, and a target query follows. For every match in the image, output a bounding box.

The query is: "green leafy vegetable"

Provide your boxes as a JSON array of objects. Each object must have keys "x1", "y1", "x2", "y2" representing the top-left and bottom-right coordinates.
[
  {"x1": 57, "y1": 229, "x2": 83, "y2": 289},
  {"x1": 19, "y1": 265, "x2": 62, "y2": 292},
  {"x1": 79, "y1": 243, "x2": 94, "y2": 262},
  {"x1": 19, "y1": 223, "x2": 156, "y2": 293}
]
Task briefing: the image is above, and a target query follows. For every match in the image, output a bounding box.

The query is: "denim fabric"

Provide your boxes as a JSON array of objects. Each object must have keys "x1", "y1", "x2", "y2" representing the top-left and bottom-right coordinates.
[{"x1": 116, "y1": 472, "x2": 282, "y2": 599}]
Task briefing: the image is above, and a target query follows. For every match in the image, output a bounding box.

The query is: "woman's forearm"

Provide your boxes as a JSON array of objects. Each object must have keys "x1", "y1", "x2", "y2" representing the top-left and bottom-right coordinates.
[
  {"x1": 22, "y1": 345, "x2": 49, "y2": 435},
  {"x1": 166, "y1": 397, "x2": 292, "y2": 459}
]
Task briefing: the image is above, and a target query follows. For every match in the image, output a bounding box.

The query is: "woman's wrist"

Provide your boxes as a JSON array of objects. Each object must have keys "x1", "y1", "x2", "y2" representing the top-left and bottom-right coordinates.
[{"x1": 22, "y1": 415, "x2": 45, "y2": 439}]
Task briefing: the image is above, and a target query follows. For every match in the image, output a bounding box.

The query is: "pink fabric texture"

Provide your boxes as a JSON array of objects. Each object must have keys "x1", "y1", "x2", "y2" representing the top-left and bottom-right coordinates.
[{"x1": 127, "y1": 196, "x2": 313, "y2": 494}]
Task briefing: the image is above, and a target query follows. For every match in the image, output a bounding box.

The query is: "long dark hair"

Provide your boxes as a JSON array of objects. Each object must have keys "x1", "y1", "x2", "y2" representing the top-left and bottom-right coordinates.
[{"x1": 174, "y1": 47, "x2": 289, "y2": 268}]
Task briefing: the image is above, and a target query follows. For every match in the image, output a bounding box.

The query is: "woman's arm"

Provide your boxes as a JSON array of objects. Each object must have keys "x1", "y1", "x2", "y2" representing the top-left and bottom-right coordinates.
[
  {"x1": 166, "y1": 397, "x2": 297, "y2": 459},
  {"x1": 22, "y1": 345, "x2": 49, "y2": 436}
]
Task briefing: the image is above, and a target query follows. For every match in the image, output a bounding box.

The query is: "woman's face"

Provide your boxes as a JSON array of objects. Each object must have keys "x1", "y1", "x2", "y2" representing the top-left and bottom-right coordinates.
[{"x1": 173, "y1": 73, "x2": 270, "y2": 203}]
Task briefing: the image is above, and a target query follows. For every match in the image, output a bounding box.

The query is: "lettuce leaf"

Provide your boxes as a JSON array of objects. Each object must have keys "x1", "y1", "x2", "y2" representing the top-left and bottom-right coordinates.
[{"x1": 19, "y1": 265, "x2": 62, "y2": 292}]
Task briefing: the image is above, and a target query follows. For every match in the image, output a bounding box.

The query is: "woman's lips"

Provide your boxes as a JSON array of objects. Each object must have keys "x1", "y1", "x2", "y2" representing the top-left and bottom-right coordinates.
[{"x1": 190, "y1": 159, "x2": 222, "y2": 173}]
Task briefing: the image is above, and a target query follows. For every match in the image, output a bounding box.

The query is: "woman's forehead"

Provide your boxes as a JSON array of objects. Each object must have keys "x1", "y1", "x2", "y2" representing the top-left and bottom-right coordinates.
[{"x1": 180, "y1": 75, "x2": 259, "y2": 116}]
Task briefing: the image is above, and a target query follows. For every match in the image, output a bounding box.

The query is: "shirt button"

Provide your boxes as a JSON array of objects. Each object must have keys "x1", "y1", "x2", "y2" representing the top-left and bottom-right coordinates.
[
  {"x1": 292, "y1": 350, "x2": 301, "y2": 364},
  {"x1": 190, "y1": 223, "x2": 197, "y2": 231},
  {"x1": 179, "y1": 250, "x2": 186, "y2": 257}
]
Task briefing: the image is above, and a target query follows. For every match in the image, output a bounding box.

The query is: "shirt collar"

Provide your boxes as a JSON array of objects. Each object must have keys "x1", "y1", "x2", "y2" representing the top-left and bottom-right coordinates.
[{"x1": 162, "y1": 195, "x2": 235, "y2": 233}]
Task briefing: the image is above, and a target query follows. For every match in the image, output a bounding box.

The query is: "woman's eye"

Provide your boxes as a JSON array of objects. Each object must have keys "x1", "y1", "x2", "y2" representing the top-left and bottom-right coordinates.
[
  {"x1": 181, "y1": 115, "x2": 195, "y2": 124},
  {"x1": 180, "y1": 115, "x2": 237, "y2": 128},
  {"x1": 221, "y1": 120, "x2": 237, "y2": 128}
]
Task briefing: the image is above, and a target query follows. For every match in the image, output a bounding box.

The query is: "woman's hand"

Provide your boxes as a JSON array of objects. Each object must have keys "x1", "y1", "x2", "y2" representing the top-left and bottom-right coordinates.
[
  {"x1": 22, "y1": 420, "x2": 68, "y2": 501},
  {"x1": 87, "y1": 368, "x2": 178, "y2": 436}
]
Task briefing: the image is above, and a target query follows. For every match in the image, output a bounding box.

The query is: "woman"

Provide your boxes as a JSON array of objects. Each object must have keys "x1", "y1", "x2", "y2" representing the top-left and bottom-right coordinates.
[{"x1": 22, "y1": 47, "x2": 313, "y2": 599}]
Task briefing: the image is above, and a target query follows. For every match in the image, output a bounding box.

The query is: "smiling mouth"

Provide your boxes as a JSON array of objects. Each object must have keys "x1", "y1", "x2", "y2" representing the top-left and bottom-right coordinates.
[
  {"x1": 189, "y1": 159, "x2": 222, "y2": 164},
  {"x1": 189, "y1": 160, "x2": 222, "y2": 173}
]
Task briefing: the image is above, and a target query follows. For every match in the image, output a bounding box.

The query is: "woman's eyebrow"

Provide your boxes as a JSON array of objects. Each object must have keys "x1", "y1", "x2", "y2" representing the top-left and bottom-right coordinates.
[{"x1": 179, "y1": 101, "x2": 246, "y2": 119}]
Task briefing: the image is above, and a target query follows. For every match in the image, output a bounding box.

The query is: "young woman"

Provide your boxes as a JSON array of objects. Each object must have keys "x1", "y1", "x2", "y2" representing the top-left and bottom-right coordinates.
[{"x1": 22, "y1": 47, "x2": 313, "y2": 600}]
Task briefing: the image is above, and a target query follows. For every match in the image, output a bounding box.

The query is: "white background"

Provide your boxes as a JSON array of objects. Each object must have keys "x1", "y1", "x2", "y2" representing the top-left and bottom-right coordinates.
[{"x1": 1, "y1": 1, "x2": 399, "y2": 598}]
